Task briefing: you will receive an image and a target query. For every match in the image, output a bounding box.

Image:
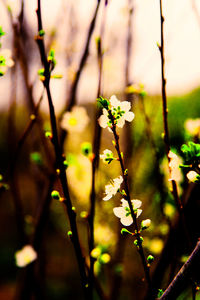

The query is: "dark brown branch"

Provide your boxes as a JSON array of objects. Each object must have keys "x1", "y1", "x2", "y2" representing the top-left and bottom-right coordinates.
[
  {"x1": 158, "y1": 0, "x2": 191, "y2": 248},
  {"x1": 60, "y1": 0, "x2": 101, "y2": 147},
  {"x1": 65, "y1": 0, "x2": 101, "y2": 111},
  {"x1": 36, "y1": 2, "x2": 90, "y2": 298},
  {"x1": 159, "y1": 240, "x2": 200, "y2": 299}
]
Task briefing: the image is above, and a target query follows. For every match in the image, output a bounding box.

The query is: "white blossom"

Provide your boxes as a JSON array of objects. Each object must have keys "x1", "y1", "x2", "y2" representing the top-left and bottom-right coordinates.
[
  {"x1": 103, "y1": 176, "x2": 123, "y2": 201},
  {"x1": 168, "y1": 151, "x2": 182, "y2": 182},
  {"x1": 100, "y1": 149, "x2": 114, "y2": 164},
  {"x1": 141, "y1": 219, "x2": 151, "y2": 230},
  {"x1": 60, "y1": 106, "x2": 89, "y2": 132},
  {"x1": 15, "y1": 245, "x2": 37, "y2": 267},
  {"x1": 185, "y1": 119, "x2": 200, "y2": 137},
  {"x1": 186, "y1": 170, "x2": 199, "y2": 182},
  {"x1": 98, "y1": 95, "x2": 134, "y2": 129},
  {"x1": 113, "y1": 199, "x2": 142, "y2": 226}
]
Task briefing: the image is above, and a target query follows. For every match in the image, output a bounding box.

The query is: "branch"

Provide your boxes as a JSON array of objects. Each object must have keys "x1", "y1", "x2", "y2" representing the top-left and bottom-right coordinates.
[
  {"x1": 60, "y1": 0, "x2": 101, "y2": 147},
  {"x1": 88, "y1": 1, "x2": 107, "y2": 296},
  {"x1": 159, "y1": 240, "x2": 200, "y2": 299},
  {"x1": 158, "y1": 0, "x2": 191, "y2": 248},
  {"x1": 35, "y1": 2, "x2": 90, "y2": 298}
]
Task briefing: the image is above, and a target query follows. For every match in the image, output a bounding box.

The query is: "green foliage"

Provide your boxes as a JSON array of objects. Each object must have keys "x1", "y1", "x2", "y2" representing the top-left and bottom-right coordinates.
[
  {"x1": 181, "y1": 142, "x2": 200, "y2": 163},
  {"x1": 180, "y1": 142, "x2": 200, "y2": 181},
  {"x1": 157, "y1": 289, "x2": 164, "y2": 297},
  {"x1": 97, "y1": 96, "x2": 109, "y2": 109}
]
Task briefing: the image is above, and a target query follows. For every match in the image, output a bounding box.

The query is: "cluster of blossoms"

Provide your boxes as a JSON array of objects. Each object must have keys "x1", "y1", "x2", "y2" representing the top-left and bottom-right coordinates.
[{"x1": 99, "y1": 95, "x2": 151, "y2": 230}]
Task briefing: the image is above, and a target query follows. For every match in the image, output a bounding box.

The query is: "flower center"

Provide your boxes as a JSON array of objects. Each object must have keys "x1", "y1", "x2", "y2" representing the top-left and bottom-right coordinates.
[{"x1": 68, "y1": 117, "x2": 78, "y2": 126}]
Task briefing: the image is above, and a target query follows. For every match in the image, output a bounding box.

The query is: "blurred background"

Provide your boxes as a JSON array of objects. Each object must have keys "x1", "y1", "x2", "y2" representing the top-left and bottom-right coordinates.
[{"x1": 1, "y1": 0, "x2": 200, "y2": 299}]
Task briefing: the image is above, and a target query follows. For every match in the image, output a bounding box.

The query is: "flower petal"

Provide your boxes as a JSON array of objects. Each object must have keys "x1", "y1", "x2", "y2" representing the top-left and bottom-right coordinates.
[
  {"x1": 98, "y1": 114, "x2": 109, "y2": 128},
  {"x1": 136, "y1": 209, "x2": 142, "y2": 218},
  {"x1": 110, "y1": 95, "x2": 120, "y2": 107},
  {"x1": 113, "y1": 207, "x2": 125, "y2": 218},
  {"x1": 131, "y1": 199, "x2": 142, "y2": 209},
  {"x1": 121, "y1": 199, "x2": 128, "y2": 207},
  {"x1": 117, "y1": 117, "x2": 125, "y2": 128},
  {"x1": 120, "y1": 216, "x2": 133, "y2": 226},
  {"x1": 125, "y1": 111, "x2": 135, "y2": 122},
  {"x1": 120, "y1": 101, "x2": 131, "y2": 112},
  {"x1": 103, "y1": 194, "x2": 112, "y2": 201}
]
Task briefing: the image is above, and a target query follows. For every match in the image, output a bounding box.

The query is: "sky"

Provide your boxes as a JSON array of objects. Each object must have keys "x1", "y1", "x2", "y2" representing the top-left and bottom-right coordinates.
[{"x1": 1, "y1": 0, "x2": 200, "y2": 110}]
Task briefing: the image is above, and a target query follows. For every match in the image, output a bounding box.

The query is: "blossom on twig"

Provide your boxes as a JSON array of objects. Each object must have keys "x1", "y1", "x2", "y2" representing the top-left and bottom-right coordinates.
[
  {"x1": 100, "y1": 149, "x2": 114, "y2": 164},
  {"x1": 103, "y1": 175, "x2": 123, "y2": 201},
  {"x1": 113, "y1": 199, "x2": 142, "y2": 226},
  {"x1": 98, "y1": 95, "x2": 134, "y2": 129}
]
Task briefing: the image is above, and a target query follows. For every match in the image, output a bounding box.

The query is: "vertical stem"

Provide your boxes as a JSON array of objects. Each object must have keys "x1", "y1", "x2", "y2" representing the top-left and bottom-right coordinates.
[
  {"x1": 36, "y1": 2, "x2": 90, "y2": 298},
  {"x1": 88, "y1": 1, "x2": 107, "y2": 297},
  {"x1": 158, "y1": 0, "x2": 191, "y2": 246},
  {"x1": 110, "y1": 2, "x2": 134, "y2": 298},
  {"x1": 111, "y1": 123, "x2": 152, "y2": 292},
  {"x1": 60, "y1": 0, "x2": 101, "y2": 147}
]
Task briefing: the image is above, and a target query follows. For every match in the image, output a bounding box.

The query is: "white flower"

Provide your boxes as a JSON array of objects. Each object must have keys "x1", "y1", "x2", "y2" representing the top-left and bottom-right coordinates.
[
  {"x1": 100, "y1": 149, "x2": 114, "y2": 164},
  {"x1": 60, "y1": 106, "x2": 89, "y2": 132},
  {"x1": 185, "y1": 119, "x2": 200, "y2": 137},
  {"x1": 186, "y1": 170, "x2": 199, "y2": 182},
  {"x1": 168, "y1": 151, "x2": 182, "y2": 182},
  {"x1": 141, "y1": 219, "x2": 151, "y2": 230},
  {"x1": 103, "y1": 175, "x2": 123, "y2": 201},
  {"x1": 98, "y1": 95, "x2": 134, "y2": 129},
  {"x1": 15, "y1": 245, "x2": 37, "y2": 267},
  {"x1": 0, "y1": 49, "x2": 14, "y2": 75},
  {"x1": 113, "y1": 198, "x2": 142, "y2": 226}
]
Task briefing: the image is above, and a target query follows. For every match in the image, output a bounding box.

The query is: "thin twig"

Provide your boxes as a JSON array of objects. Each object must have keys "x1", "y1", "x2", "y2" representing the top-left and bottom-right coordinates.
[
  {"x1": 158, "y1": 0, "x2": 191, "y2": 248},
  {"x1": 107, "y1": 109, "x2": 152, "y2": 295},
  {"x1": 110, "y1": 1, "x2": 134, "y2": 298},
  {"x1": 88, "y1": 1, "x2": 107, "y2": 298},
  {"x1": 159, "y1": 240, "x2": 200, "y2": 299},
  {"x1": 35, "y1": 1, "x2": 90, "y2": 298},
  {"x1": 60, "y1": 0, "x2": 101, "y2": 146}
]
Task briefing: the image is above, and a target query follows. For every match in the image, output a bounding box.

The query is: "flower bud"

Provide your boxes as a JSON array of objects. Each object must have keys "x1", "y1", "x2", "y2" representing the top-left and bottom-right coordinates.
[
  {"x1": 51, "y1": 190, "x2": 60, "y2": 200},
  {"x1": 141, "y1": 219, "x2": 151, "y2": 230},
  {"x1": 147, "y1": 255, "x2": 154, "y2": 264}
]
